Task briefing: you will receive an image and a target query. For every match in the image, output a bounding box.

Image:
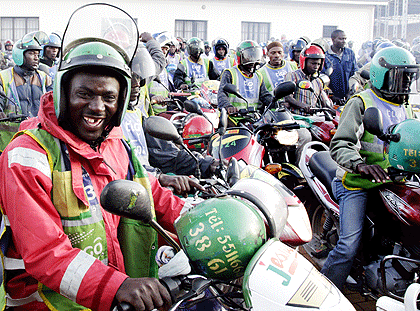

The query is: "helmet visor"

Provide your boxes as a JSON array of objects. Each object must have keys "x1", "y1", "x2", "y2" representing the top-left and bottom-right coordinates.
[
  {"x1": 61, "y1": 3, "x2": 138, "y2": 65},
  {"x1": 241, "y1": 47, "x2": 263, "y2": 66},
  {"x1": 188, "y1": 45, "x2": 203, "y2": 58},
  {"x1": 388, "y1": 66, "x2": 420, "y2": 94},
  {"x1": 21, "y1": 31, "x2": 49, "y2": 49}
]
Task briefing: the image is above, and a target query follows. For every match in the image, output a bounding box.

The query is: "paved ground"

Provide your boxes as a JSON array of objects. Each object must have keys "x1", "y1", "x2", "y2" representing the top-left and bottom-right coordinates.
[{"x1": 298, "y1": 246, "x2": 377, "y2": 311}]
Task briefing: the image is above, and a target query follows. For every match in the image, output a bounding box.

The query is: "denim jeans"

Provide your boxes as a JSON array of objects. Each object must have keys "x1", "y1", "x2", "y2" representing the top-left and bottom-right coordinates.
[{"x1": 320, "y1": 178, "x2": 369, "y2": 290}]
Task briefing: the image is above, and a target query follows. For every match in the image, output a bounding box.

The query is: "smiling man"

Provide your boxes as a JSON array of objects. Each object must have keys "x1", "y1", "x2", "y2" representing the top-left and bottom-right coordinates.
[
  {"x1": 0, "y1": 31, "x2": 187, "y2": 310},
  {"x1": 0, "y1": 31, "x2": 53, "y2": 118}
]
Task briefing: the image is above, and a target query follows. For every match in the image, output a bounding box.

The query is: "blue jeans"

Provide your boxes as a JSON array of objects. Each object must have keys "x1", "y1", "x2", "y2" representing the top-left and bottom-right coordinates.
[{"x1": 320, "y1": 178, "x2": 368, "y2": 290}]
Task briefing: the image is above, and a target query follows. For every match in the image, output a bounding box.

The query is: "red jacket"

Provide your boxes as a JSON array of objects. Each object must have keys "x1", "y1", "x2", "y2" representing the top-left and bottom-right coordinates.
[{"x1": 0, "y1": 91, "x2": 184, "y2": 310}]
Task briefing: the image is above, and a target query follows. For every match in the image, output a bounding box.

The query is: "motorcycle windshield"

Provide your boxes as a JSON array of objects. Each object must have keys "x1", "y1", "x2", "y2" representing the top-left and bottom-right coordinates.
[{"x1": 61, "y1": 3, "x2": 139, "y2": 66}]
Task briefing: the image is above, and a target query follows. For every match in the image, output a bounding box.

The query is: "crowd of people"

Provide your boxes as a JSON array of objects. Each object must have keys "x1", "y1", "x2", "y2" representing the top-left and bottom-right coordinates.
[{"x1": 0, "y1": 4, "x2": 419, "y2": 309}]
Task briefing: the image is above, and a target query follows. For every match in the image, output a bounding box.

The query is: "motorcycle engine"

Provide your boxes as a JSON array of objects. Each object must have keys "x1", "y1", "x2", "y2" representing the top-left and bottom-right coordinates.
[{"x1": 365, "y1": 257, "x2": 412, "y2": 297}]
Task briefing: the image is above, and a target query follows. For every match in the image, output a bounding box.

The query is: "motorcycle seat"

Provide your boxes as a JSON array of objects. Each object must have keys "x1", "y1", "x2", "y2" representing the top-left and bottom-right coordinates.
[{"x1": 309, "y1": 151, "x2": 337, "y2": 196}]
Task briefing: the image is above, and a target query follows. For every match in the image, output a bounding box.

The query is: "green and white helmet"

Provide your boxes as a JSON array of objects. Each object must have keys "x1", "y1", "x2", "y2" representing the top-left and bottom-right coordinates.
[
  {"x1": 387, "y1": 118, "x2": 420, "y2": 173},
  {"x1": 54, "y1": 3, "x2": 141, "y2": 128},
  {"x1": 370, "y1": 46, "x2": 420, "y2": 95},
  {"x1": 174, "y1": 196, "x2": 266, "y2": 280}
]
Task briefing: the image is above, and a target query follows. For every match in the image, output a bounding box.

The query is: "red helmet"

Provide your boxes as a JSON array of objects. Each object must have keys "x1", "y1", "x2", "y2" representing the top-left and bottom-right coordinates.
[
  {"x1": 182, "y1": 114, "x2": 213, "y2": 151},
  {"x1": 299, "y1": 44, "x2": 325, "y2": 70}
]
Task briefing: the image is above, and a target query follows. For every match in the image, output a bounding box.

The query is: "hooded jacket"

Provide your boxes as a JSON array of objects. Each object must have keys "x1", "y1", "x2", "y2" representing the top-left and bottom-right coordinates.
[{"x1": 0, "y1": 91, "x2": 184, "y2": 310}]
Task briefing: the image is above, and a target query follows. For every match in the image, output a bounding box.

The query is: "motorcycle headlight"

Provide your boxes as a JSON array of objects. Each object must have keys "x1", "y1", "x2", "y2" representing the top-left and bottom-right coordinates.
[{"x1": 275, "y1": 129, "x2": 299, "y2": 146}]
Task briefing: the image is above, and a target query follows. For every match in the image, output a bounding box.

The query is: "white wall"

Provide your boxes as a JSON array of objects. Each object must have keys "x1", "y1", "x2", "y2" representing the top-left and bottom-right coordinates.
[{"x1": 0, "y1": 0, "x2": 375, "y2": 53}]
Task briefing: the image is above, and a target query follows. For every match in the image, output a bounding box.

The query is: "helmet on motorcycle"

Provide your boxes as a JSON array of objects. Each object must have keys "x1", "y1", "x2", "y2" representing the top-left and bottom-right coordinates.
[
  {"x1": 288, "y1": 38, "x2": 307, "y2": 60},
  {"x1": 13, "y1": 31, "x2": 49, "y2": 66},
  {"x1": 186, "y1": 37, "x2": 204, "y2": 59},
  {"x1": 387, "y1": 118, "x2": 420, "y2": 173},
  {"x1": 299, "y1": 44, "x2": 325, "y2": 70},
  {"x1": 174, "y1": 196, "x2": 266, "y2": 280},
  {"x1": 213, "y1": 37, "x2": 229, "y2": 59},
  {"x1": 182, "y1": 108, "x2": 213, "y2": 150},
  {"x1": 236, "y1": 40, "x2": 263, "y2": 67},
  {"x1": 370, "y1": 46, "x2": 420, "y2": 95}
]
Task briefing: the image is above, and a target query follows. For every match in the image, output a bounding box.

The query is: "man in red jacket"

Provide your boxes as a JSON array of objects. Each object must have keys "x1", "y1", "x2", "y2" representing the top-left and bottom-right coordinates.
[{"x1": 0, "y1": 14, "x2": 184, "y2": 311}]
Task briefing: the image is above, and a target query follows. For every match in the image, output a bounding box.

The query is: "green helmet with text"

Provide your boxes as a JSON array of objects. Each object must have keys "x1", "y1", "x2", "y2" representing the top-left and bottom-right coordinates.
[{"x1": 174, "y1": 196, "x2": 266, "y2": 280}]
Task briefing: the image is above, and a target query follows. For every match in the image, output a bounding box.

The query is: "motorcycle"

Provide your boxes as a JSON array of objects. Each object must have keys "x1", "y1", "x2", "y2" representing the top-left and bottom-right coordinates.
[
  {"x1": 101, "y1": 177, "x2": 355, "y2": 311},
  {"x1": 299, "y1": 107, "x2": 420, "y2": 303},
  {"x1": 144, "y1": 113, "x2": 312, "y2": 247},
  {"x1": 290, "y1": 80, "x2": 340, "y2": 145},
  {"x1": 207, "y1": 81, "x2": 305, "y2": 190}
]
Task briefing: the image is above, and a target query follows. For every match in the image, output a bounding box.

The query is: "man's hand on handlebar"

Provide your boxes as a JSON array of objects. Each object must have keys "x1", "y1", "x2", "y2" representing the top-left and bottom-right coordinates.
[
  {"x1": 226, "y1": 105, "x2": 239, "y2": 115},
  {"x1": 158, "y1": 174, "x2": 205, "y2": 197},
  {"x1": 115, "y1": 277, "x2": 171, "y2": 311},
  {"x1": 179, "y1": 84, "x2": 189, "y2": 91},
  {"x1": 151, "y1": 95, "x2": 168, "y2": 105}
]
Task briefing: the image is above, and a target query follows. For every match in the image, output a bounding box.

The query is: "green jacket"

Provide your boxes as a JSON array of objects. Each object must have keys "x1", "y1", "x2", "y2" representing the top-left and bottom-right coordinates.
[{"x1": 331, "y1": 88, "x2": 412, "y2": 190}]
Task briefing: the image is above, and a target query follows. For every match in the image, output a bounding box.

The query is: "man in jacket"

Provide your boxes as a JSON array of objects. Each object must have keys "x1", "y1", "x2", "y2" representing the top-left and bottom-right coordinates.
[
  {"x1": 322, "y1": 29, "x2": 357, "y2": 104},
  {"x1": 321, "y1": 46, "x2": 420, "y2": 290},
  {"x1": 0, "y1": 26, "x2": 183, "y2": 311},
  {"x1": 173, "y1": 37, "x2": 219, "y2": 90},
  {"x1": 0, "y1": 31, "x2": 52, "y2": 118}
]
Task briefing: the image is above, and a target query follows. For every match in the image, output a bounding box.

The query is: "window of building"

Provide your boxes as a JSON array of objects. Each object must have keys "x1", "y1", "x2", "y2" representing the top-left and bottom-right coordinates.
[
  {"x1": 175, "y1": 20, "x2": 207, "y2": 40},
  {"x1": 1, "y1": 17, "x2": 39, "y2": 44},
  {"x1": 241, "y1": 22, "x2": 270, "y2": 43},
  {"x1": 323, "y1": 25, "x2": 338, "y2": 39}
]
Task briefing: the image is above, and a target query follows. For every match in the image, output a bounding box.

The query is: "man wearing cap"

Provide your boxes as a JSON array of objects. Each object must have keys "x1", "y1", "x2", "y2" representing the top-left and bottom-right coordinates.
[{"x1": 258, "y1": 41, "x2": 296, "y2": 94}]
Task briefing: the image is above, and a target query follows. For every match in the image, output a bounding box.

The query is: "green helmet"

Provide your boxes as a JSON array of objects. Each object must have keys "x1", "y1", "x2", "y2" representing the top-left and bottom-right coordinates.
[
  {"x1": 53, "y1": 40, "x2": 131, "y2": 127},
  {"x1": 186, "y1": 37, "x2": 204, "y2": 58},
  {"x1": 174, "y1": 196, "x2": 266, "y2": 280},
  {"x1": 387, "y1": 118, "x2": 420, "y2": 173},
  {"x1": 236, "y1": 40, "x2": 263, "y2": 67},
  {"x1": 370, "y1": 46, "x2": 420, "y2": 94},
  {"x1": 12, "y1": 31, "x2": 49, "y2": 66},
  {"x1": 54, "y1": 3, "x2": 139, "y2": 129}
]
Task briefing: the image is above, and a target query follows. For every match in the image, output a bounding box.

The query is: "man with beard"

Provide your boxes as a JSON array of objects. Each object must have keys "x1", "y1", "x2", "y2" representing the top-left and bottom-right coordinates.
[{"x1": 0, "y1": 31, "x2": 53, "y2": 117}]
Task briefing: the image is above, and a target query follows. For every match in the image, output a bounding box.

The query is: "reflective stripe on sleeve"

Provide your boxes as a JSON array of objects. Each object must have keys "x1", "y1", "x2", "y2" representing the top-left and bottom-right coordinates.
[
  {"x1": 6, "y1": 291, "x2": 43, "y2": 307},
  {"x1": 60, "y1": 250, "x2": 96, "y2": 301},
  {"x1": 4, "y1": 257, "x2": 25, "y2": 270},
  {"x1": 7, "y1": 147, "x2": 51, "y2": 179}
]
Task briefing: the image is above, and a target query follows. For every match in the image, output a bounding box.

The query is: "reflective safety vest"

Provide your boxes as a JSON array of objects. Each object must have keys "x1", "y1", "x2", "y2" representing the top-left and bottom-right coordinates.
[
  {"x1": 259, "y1": 62, "x2": 294, "y2": 93},
  {"x1": 181, "y1": 57, "x2": 210, "y2": 86},
  {"x1": 0, "y1": 67, "x2": 49, "y2": 116},
  {"x1": 211, "y1": 56, "x2": 235, "y2": 75},
  {"x1": 342, "y1": 89, "x2": 412, "y2": 190},
  {"x1": 148, "y1": 69, "x2": 170, "y2": 115},
  {"x1": 227, "y1": 66, "x2": 263, "y2": 110},
  {"x1": 0, "y1": 128, "x2": 157, "y2": 310}
]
